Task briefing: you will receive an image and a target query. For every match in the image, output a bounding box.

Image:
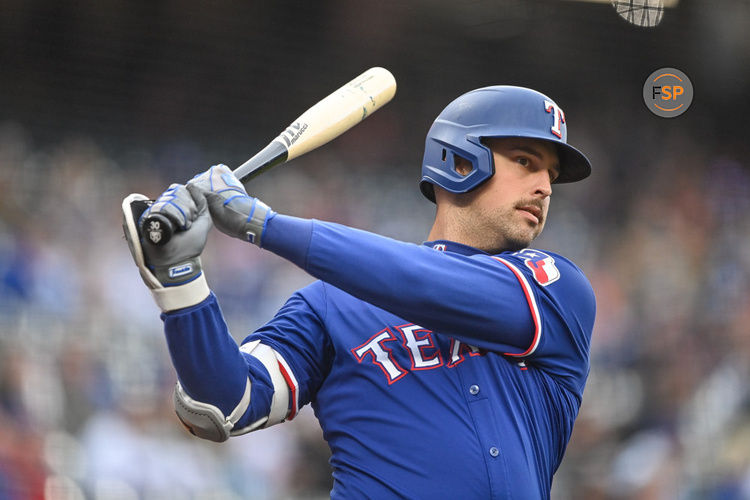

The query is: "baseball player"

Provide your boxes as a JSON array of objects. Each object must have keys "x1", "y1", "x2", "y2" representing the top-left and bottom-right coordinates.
[{"x1": 122, "y1": 86, "x2": 595, "y2": 498}]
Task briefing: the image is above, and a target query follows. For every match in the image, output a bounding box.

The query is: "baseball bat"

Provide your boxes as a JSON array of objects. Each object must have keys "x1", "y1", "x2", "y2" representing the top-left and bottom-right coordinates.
[{"x1": 141, "y1": 66, "x2": 397, "y2": 245}]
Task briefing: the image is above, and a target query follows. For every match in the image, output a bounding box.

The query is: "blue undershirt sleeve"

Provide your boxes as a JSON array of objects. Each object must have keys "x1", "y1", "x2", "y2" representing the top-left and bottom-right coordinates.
[
  {"x1": 161, "y1": 293, "x2": 273, "y2": 427},
  {"x1": 261, "y1": 213, "x2": 313, "y2": 268}
]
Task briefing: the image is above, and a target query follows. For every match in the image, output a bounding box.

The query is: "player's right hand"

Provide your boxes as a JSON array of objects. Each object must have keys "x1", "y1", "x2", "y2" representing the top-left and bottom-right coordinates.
[
  {"x1": 186, "y1": 164, "x2": 275, "y2": 247},
  {"x1": 122, "y1": 184, "x2": 212, "y2": 312}
]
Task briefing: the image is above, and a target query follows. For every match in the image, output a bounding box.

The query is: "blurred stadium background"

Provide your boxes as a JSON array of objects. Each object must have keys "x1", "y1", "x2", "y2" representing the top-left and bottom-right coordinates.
[{"x1": 1, "y1": 0, "x2": 749, "y2": 498}]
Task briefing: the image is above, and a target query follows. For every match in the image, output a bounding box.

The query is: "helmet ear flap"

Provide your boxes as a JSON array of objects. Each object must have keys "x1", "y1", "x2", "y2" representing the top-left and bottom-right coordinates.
[
  {"x1": 419, "y1": 179, "x2": 436, "y2": 202},
  {"x1": 420, "y1": 124, "x2": 495, "y2": 203}
]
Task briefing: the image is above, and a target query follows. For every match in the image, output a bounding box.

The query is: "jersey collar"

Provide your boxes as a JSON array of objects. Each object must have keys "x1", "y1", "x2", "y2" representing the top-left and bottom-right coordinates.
[{"x1": 423, "y1": 240, "x2": 490, "y2": 256}]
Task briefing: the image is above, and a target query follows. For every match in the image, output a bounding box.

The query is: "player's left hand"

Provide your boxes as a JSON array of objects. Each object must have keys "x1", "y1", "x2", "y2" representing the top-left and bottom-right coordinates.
[
  {"x1": 187, "y1": 164, "x2": 275, "y2": 247},
  {"x1": 122, "y1": 185, "x2": 212, "y2": 312}
]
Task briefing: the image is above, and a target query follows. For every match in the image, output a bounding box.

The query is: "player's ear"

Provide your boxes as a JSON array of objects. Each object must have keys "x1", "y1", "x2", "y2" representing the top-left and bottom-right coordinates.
[{"x1": 453, "y1": 154, "x2": 473, "y2": 177}]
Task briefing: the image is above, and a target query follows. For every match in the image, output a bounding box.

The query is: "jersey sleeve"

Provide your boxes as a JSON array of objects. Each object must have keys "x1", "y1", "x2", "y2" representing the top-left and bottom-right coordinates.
[
  {"x1": 495, "y1": 249, "x2": 596, "y2": 394},
  {"x1": 242, "y1": 281, "x2": 332, "y2": 415},
  {"x1": 162, "y1": 287, "x2": 331, "y2": 432},
  {"x1": 262, "y1": 215, "x2": 595, "y2": 394},
  {"x1": 262, "y1": 214, "x2": 537, "y2": 354}
]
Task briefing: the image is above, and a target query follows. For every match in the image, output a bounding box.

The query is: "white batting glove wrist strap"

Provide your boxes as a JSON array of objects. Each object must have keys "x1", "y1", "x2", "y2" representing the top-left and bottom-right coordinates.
[{"x1": 151, "y1": 273, "x2": 211, "y2": 312}]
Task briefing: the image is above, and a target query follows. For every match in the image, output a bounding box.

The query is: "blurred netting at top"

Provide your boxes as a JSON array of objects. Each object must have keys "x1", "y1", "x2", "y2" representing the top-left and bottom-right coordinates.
[{"x1": 1, "y1": 0, "x2": 749, "y2": 499}]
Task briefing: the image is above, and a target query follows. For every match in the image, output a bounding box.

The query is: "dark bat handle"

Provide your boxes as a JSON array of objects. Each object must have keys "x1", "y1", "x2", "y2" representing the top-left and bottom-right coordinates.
[{"x1": 140, "y1": 212, "x2": 175, "y2": 246}]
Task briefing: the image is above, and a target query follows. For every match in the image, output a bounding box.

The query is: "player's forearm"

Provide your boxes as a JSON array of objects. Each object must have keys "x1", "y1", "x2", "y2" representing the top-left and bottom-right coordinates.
[
  {"x1": 262, "y1": 215, "x2": 534, "y2": 349},
  {"x1": 162, "y1": 293, "x2": 264, "y2": 418}
]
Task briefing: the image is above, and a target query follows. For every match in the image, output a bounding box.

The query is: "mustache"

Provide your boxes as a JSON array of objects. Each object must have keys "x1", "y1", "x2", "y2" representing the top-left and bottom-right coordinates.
[
  {"x1": 514, "y1": 199, "x2": 546, "y2": 221},
  {"x1": 515, "y1": 199, "x2": 544, "y2": 210}
]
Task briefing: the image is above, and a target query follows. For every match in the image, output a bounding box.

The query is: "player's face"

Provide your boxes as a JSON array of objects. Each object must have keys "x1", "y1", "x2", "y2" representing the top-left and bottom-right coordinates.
[{"x1": 452, "y1": 137, "x2": 560, "y2": 253}]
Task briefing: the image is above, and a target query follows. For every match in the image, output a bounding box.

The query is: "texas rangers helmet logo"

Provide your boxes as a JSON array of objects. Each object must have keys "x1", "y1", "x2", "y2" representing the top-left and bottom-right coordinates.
[
  {"x1": 515, "y1": 249, "x2": 560, "y2": 286},
  {"x1": 543, "y1": 100, "x2": 565, "y2": 139}
]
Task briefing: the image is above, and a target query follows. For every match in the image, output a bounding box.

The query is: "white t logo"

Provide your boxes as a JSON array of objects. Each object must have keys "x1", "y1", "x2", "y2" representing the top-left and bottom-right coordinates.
[{"x1": 544, "y1": 100, "x2": 565, "y2": 139}]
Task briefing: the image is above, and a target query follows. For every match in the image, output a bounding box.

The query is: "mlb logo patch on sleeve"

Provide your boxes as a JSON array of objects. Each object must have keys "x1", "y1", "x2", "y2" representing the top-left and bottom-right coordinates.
[{"x1": 514, "y1": 249, "x2": 560, "y2": 286}]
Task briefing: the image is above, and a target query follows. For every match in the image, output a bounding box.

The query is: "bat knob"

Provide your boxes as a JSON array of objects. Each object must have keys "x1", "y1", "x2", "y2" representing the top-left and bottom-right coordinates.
[{"x1": 140, "y1": 212, "x2": 175, "y2": 246}]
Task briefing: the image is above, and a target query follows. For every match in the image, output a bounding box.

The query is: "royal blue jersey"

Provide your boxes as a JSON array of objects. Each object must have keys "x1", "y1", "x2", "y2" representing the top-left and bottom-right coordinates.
[{"x1": 162, "y1": 215, "x2": 596, "y2": 499}]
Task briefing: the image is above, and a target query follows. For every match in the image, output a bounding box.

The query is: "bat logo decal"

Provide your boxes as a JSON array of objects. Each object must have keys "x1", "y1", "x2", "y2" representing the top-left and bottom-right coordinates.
[{"x1": 280, "y1": 122, "x2": 309, "y2": 147}]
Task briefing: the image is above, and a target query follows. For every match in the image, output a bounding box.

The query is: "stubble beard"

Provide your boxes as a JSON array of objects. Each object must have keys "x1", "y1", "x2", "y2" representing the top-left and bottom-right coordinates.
[{"x1": 459, "y1": 205, "x2": 544, "y2": 254}]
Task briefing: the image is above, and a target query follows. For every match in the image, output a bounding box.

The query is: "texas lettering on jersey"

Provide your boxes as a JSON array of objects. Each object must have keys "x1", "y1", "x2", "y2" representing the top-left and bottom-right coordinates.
[{"x1": 351, "y1": 323, "x2": 483, "y2": 384}]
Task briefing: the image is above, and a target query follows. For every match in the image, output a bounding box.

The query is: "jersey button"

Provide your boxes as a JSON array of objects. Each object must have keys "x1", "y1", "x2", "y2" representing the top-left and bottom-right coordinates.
[
  {"x1": 489, "y1": 447, "x2": 500, "y2": 457},
  {"x1": 469, "y1": 384, "x2": 480, "y2": 395}
]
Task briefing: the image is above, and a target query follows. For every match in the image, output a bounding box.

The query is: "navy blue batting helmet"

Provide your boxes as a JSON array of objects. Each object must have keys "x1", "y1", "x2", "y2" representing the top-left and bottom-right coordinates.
[{"x1": 420, "y1": 86, "x2": 591, "y2": 202}]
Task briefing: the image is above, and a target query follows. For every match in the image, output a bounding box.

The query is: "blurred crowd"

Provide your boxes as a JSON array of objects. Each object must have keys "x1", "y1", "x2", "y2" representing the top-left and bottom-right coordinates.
[{"x1": 0, "y1": 108, "x2": 749, "y2": 500}]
